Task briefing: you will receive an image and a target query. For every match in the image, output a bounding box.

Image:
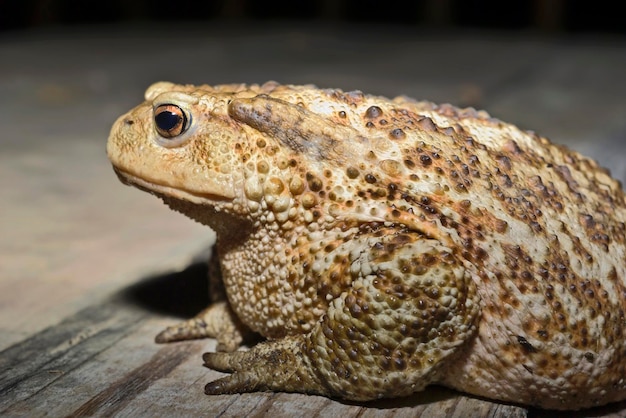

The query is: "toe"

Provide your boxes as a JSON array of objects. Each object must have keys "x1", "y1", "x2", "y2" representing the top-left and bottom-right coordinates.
[
  {"x1": 204, "y1": 374, "x2": 256, "y2": 395},
  {"x1": 203, "y1": 351, "x2": 237, "y2": 373}
]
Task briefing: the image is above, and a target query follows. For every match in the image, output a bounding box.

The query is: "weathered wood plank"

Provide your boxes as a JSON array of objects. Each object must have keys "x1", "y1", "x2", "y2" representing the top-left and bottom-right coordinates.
[
  {"x1": 71, "y1": 343, "x2": 195, "y2": 416},
  {"x1": 0, "y1": 302, "x2": 148, "y2": 415}
]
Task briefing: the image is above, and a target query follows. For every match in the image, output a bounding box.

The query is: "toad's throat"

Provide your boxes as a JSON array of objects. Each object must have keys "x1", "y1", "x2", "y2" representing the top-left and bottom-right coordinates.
[{"x1": 112, "y1": 166, "x2": 251, "y2": 240}]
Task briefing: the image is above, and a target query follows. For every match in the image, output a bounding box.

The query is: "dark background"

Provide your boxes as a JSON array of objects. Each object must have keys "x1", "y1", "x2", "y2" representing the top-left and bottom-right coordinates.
[{"x1": 1, "y1": 0, "x2": 624, "y2": 34}]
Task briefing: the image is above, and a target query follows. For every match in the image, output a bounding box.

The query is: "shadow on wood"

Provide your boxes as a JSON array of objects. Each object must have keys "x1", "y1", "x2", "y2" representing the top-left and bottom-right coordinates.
[{"x1": 119, "y1": 260, "x2": 210, "y2": 319}]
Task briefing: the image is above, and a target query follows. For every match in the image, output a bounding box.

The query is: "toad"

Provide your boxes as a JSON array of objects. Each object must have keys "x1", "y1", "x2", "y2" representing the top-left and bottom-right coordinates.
[{"x1": 107, "y1": 81, "x2": 626, "y2": 410}]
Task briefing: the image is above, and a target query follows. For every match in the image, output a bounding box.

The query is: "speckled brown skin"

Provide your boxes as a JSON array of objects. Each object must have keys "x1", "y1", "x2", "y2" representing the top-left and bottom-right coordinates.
[{"x1": 107, "y1": 81, "x2": 626, "y2": 410}]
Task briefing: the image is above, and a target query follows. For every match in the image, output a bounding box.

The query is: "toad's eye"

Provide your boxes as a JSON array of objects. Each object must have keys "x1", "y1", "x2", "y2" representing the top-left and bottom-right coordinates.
[{"x1": 154, "y1": 104, "x2": 190, "y2": 138}]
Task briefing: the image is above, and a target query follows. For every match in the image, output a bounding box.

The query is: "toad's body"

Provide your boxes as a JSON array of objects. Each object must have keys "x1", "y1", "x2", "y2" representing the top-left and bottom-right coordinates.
[{"x1": 107, "y1": 82, "x2": 626, "y2": 410}]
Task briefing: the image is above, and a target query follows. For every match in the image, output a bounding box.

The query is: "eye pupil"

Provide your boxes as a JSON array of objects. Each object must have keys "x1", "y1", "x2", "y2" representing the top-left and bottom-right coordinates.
[
  {"x1": 154, "y1": 104, "x2": 188, "y2": 138},
  {"x1": 155, "y1": 110, "x2": 181, "y2": 131}
]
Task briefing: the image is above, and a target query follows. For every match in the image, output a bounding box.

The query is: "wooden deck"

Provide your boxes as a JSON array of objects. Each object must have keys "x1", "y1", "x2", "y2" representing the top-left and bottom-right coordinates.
[{"x1": 1, "y1": 22, "x2": 626, "y2": 417}]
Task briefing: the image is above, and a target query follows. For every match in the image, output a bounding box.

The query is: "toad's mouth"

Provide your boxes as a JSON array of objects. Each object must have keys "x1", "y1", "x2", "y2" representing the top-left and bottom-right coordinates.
[{"x1": 112, "y1": 166, "x2": 234, "y2": 205}]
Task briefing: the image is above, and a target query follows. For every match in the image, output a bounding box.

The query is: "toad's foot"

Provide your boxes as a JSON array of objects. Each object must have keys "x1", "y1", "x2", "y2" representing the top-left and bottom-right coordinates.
[
  {"x1": 203, "y1": 337, "x2": 328, "y2": 396},
  {"x1": 155, "y1": 300, "x2": 251, "y2": 352}
]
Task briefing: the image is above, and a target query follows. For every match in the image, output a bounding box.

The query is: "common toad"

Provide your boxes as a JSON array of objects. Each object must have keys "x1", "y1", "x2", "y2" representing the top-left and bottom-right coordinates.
[{"x1": 107, "y1": 82, "x2": 626, "y2": 410}]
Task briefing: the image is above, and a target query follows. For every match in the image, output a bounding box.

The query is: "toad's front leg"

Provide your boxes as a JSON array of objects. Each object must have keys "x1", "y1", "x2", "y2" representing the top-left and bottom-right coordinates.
[
  {"x1": 203, "y1": 230, "x2": 481, "y2": 400},
  {"x1": 156, "y1": 247, "x2": 251, "y2": 352}
]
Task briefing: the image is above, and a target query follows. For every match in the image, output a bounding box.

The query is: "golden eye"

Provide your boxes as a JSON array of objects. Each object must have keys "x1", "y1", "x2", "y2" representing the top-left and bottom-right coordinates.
[{"x1": 154, "y1": 104, "x2": 190, "y2": 138}]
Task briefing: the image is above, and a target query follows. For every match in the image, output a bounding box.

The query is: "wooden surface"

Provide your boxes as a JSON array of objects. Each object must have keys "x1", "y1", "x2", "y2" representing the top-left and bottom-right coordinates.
[{"x1": 1, "y1": 23, "x2": 626, "y2": 417}]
